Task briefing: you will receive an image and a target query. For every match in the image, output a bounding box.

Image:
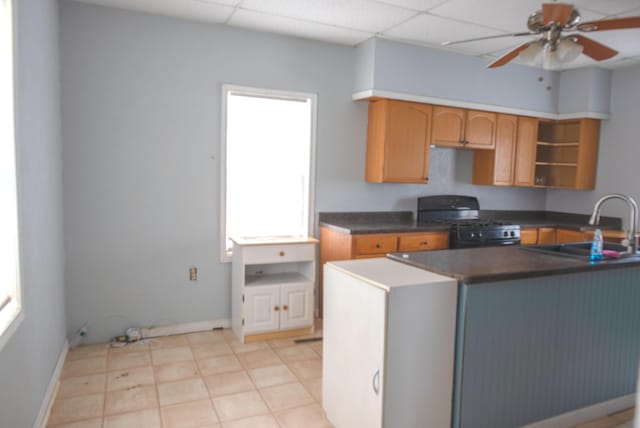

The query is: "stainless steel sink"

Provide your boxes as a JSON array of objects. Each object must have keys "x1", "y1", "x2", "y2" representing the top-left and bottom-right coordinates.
[{"x1": 522, "y1": 241, "x2": 640, "y2": 260}]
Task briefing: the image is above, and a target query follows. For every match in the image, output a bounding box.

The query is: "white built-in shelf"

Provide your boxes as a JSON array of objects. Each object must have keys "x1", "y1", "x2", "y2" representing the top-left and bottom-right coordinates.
[{"x1": 245, "y1": 271, "x2": 312, "y2": 286}]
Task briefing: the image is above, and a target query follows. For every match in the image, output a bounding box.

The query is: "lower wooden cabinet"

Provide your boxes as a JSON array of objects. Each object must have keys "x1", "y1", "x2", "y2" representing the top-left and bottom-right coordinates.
[{"x1": 555, "y1": 228, "x2": 587, "y2": 243}]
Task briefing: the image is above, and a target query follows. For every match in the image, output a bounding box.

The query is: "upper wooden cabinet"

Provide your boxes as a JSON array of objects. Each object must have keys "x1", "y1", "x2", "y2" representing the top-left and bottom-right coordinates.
[
  {"x1": 365, "y1": 99, "x2": 432, "y2": 183},
  {"x1": 472, "y1": 114, "x2": 518, "y2": 185},
  {"x1": 432, "y1": 106, "x2": 496, "y2": 149},
  {"x1": 533, "y1": 119, "x2": 600, "y2": 189},
  {"x1": 513, "y1": 117, "x2": 538, "y2": 187}
]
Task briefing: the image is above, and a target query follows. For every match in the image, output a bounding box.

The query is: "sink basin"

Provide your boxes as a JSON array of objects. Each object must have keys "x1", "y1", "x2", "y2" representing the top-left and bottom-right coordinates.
[{"x1": 522, "y1": 241, "x2": 639, "y2": 260}]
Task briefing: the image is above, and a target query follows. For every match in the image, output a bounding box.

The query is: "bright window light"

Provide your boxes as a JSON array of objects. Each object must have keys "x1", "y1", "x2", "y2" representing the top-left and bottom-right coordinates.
[
  {"x1": 0, "y1": 0, "x2": 21, "y2": 345},
  {"x1": 221, "y1": 86, "x2": 316, "y2": 260}
]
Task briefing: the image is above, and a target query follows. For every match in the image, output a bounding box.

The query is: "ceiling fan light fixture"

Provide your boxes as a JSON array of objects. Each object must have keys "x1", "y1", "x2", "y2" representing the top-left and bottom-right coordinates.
[
  {"x1": 518, "y1": 41, "x2": 544, "y2": 64},
  {"x1": 557, "y1": 38, "x2": 583, "y2": 62}
]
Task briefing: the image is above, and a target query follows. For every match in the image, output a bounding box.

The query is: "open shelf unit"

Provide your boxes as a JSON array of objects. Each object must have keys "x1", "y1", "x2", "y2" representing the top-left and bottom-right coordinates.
[{"x1": 533, "y1": 119, "x2": 599, "y2": 189}]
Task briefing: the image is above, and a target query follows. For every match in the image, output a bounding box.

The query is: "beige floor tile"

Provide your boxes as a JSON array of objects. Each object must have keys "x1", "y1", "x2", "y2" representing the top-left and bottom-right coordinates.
[
  {"x1": 222, "y1": 329, "x2": 237, "y2": 341},
  {"x1": 611, "y1": 408, "x2": 635, "y2": 423},
  {"x1": 267, "y1": 337, "x2": 298, "y2": 349},
  {"x1": 61, "y1": 357, "x2": 107, "y2": 379},
  {"x1": 146, "y1": 335, "x2": 189, "y2": 349},
  {"x1": 248, "y1": 365, "x2": 297, "y2": 389},
  {"x1": 107, "y1": 366, "x2": 155, "y2": 392},
  {"x1": 275, "y1": 345, "x2": 319, "y2": 364},
  {"x1": 212, "y1": 390, "x2": 269, "y2": 422},
  {"x1": 574, "y1": 417, "x2": 621, "y2": 428},
  {"x1": 228, "y1": 339, "x2": 270, "y2": 354},
  {"x1": 108, "y1": 341, "x2": 153, "y2": 354},
  {"x1": 154, "y1": 360, "x2": 200, "y2": 383},
  {"x1": 274, "y1": 403, "x2": 332, "y2": 428},
  {"x1": 157, "y1": 378, "x2": 209, "y2": 407},
  {"x1": 198, "y1": 355, "x2": 243, "y2": 376},
  {"x1": 237, "y1": 348, "x2": 282, "y2": 370},
  {"x1": 191, "y1": 342, "x2": 233, "y2": 360},
  {"x1": 220, "y1": 414, "x2": 280, "y2": 428},
  {"x1": 46, "y1": 417, "x2": 103, "y2": 428},
  {"x1": 48, "y1": 394, "x2": 104, "y2": 426},
  {"x1": 204, "y1": 371, "x2": 255, "y2": 398},
  {"x1": 67, "y1": 343, "x2": 109, "y2": 361},
  {"x1": 259, "y1": 382, "x2": 314, "y2": 412},
  {"x1": 186, "y1": 330, "x2": 226, "y2": 345},
  {"x1": 105, "y1": 384, "x2": 158, "y2": 415},
  {"x1": 288, "y1": 359, "x2": 322, "y2": 381},
  {"x1": 151, "y1": 346, "x2": 194, "y2": 366},
  {"x1": 302, "y1": 377, "x2": 323, "y2": 402},
  {"x1": 108, "y1": 350, "x2": 151, "y2": 372},
  {"x1": 57, "y1": 374, "x2": 106, "y2": 399},
  {"x1": 308, "y1": 341, "x2": 322, "y2": 357},
  {"x1": 103, "y1": 408, "x2": 161, "y2": 428},
  {"x1": 160, "y1": 399, "x2": 219, "y2": 428}
]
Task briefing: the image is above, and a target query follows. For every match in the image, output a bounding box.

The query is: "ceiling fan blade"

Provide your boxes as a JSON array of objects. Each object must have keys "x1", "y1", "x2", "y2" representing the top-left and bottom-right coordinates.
[
  {"x1": 576, "y1": 16, "x2": 640, "y2": 32},
  {"x1": 572, "y1": 35, "x2": 618, "y2": 61},
  {"x1": 487, "y1": 42, "x2": 532, "y2": 68},
  {"x1": 442, "y1": 32, "x2": 533, "y2": 47},
  {"x1": 542, "y1": 3, "x2": 574, "y2": 26}
]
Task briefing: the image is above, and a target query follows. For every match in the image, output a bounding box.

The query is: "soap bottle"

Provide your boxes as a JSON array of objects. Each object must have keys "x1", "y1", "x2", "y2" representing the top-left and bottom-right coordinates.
[{"x1": 590, "y1": 229, "x2": 603, "y2": 260}]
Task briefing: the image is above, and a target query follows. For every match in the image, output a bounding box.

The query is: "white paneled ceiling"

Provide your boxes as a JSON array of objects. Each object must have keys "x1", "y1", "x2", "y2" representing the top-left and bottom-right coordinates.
[{"x1": 76, "y1": 0, "x2": 640, "y2": 70}]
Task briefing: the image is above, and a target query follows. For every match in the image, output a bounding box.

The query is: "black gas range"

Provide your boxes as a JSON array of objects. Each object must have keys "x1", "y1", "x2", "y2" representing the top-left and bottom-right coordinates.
[{"x1": 417, "y1": 195, "x2": 520, "y2": 249}]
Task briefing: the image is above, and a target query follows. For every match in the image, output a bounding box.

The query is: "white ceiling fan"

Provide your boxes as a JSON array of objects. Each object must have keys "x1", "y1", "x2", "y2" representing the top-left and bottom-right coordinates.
[{"x1": 442, "y1": 3, "x2": 640, "y2": 68}]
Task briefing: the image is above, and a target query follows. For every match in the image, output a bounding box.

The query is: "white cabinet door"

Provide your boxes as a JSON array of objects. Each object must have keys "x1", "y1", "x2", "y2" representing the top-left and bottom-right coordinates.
[
  {"x1": 323, "y1": 266, "x2": 386, "y2": 428},
  {"x1": 244, "y1": 285, "x2": 280, "y2": 334},
  {"x1": 280, "y1": 282, "x2": 313, "y2": 330}
]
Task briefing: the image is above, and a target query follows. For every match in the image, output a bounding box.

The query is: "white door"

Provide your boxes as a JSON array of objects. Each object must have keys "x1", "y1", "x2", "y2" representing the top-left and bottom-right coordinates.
[
  {"x1": 323, "y1": 265, "x2": 386, "y2": 428},
  {"x1": 280, "y1": 282, "x2": 313, "y2": 330},
  {"x1": 244, "y1": 285, "x2": 280, "y2": 334}
]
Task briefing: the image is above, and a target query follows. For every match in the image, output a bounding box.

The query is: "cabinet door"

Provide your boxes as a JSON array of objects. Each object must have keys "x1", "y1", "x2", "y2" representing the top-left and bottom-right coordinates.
[
  {"x1": 492, "y1": 114, "x2": 517, "y2": 183},
  {"x1": 537, "y1": 227, "x2": 556, "y2": 244},
  {"x1": 520, "y1": 228, "x2": 538, "y2": 245},
  {"x1": 514, "y1": 117, "x2": 538, "y2": 186},
  {"x1": 244, "y1": 285, "x2": 280, "y2": 334},
  {"x1": 555, "y1": 228, "x2": 586, "y2": 243},
  {"x1": 323, "y1": 266, "x2": 386, "y2": 428},
  {"x1": 383, "y1": 101, "x2": 432, "y2": 183},
  {"x1": 280, "y1": 282, "x2": 313, "y2": 330},
  {"x1": 431, "y1": 106, "x2": 465, "y2": 147},
  {"x1": 465, "y1": 110, "x2": 496, "y2": 149}
]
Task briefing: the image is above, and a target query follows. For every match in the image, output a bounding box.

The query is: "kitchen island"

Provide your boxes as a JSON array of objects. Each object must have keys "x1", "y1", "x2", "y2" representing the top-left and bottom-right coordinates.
[{"x1": 323, "y1": 246, "x2": 640, "y2": 428}]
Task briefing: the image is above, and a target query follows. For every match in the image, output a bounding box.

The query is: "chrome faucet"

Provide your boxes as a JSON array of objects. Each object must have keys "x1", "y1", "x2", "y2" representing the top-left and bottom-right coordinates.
[{"x1": 588, "y1": 194, "x2": 638, "y2": 254}]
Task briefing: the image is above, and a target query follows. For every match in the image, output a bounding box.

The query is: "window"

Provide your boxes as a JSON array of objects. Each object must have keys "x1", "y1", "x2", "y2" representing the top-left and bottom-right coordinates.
[
  {"x1": 220, "y1": 85, "x2": 316, "y2": 261},
  {"x1": 0, "y1": 0, "x2": 21, "y2": 348}
]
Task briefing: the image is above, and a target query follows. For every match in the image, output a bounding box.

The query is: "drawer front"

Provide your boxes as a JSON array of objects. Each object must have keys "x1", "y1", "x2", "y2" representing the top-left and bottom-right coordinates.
[
  {"x1": 353, "y1": 235, "x2": 398, "y2": 256},
  {"x1": 520, "y1": 228, "x2": 538, "y2": 246},
  {"x1": 398, "y1": 232, "x2": 449, "y2": 251},
  {"x1": 243, "y1": 243, "x2": 315, "y2": 264}
]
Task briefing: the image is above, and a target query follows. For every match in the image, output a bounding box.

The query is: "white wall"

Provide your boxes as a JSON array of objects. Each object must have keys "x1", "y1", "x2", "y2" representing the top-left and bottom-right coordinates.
[
  {"x1": 546, "y1": 64, "x2": 640, "y2": 227},
  {"x1": 0, "y1": 0, "x2": 66, "y2": 426},
  {"x1": 61, "y1": 1, "x2": 547, "y2": 342}
]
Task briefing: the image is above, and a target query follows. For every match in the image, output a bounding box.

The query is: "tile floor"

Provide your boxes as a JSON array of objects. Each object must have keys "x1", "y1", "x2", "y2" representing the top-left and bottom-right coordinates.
[
  {"x1": 47, "y1": 323, "x2": 636, "y2": 428},
  {"x1": 47, "y1": 325, "x2": 329, "y2": 428}
]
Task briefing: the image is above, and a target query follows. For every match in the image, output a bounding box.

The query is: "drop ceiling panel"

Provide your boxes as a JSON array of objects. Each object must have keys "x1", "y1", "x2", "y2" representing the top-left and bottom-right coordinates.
[
  {"x1": 240, "y1": 0, "x2": 418, "y2": 32},
  {"x1": 78, "y1": 0, "x2": 235, "y2": 23},
  {"x1": 373, "y1": 0, "x2": 451, "y2": 12},
  {"x1": 228, "y1": 9, "x2": 373, "y2": 45},
  {"x1": 573, "y1": 0, "x2": 640, "y2": 16},
  {"x1": 383, "y1": 13, "x2": 510, "y2": 53}
]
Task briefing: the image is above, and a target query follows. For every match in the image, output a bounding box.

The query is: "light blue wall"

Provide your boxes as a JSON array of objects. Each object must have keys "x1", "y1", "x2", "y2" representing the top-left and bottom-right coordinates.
[
  {"x1": 60, "y1": 2, "x2": 547, "y2": 342},
  {"x1": 557, "y1": 67, "x2": 612, "y2": 115},
  {"x1": 0, "y1": 0, "x2": 66, "y2": 427},
  {"x1": 368, "y1": 38, "x2": 560, "y2": 114},
  {"x1": 545, "y1": 64, "x2": 640, "y2": 227}
]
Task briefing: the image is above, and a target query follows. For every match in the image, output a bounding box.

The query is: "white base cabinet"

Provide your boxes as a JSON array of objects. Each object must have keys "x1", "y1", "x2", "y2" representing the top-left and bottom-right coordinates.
[
  {"x1": 323, "y1": 258, "x2": 458, "y2": 428},
  {"x1": 231, "y1": 238, "x2": 317, "y2": 343}
]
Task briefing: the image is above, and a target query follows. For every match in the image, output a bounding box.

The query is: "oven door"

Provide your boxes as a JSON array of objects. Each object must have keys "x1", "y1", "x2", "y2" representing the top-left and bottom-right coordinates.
[{"x1": 451, "y1": 239, "x2": 521, "y2": 249}]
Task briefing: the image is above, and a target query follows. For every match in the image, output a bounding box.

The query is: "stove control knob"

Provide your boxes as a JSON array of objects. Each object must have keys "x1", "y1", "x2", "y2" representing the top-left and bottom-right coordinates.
[
  {"x1": 503, "y1": 231, "x2": 508, "y2": 237},
  {"x1": 470, "y1": 232, "x2": 475, "y2": 238},
  {"x1": 478, "y1": 232, "x2": 483, "y2": 238},
  {"x1": 510, "y1": 231, "x2": 515, "y2": 237}
]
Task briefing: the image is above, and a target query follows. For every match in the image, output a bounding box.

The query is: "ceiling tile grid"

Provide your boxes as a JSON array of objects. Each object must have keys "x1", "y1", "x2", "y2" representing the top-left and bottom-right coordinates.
[{"x1": 74, "y1": 0, "x2": 640, "y2": 69}]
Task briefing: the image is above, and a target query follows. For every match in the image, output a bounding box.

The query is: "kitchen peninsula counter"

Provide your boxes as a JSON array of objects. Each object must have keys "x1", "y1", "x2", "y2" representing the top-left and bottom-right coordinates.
[{"x1": 387, "y1": 246, "x2": 640, "y2": 284}]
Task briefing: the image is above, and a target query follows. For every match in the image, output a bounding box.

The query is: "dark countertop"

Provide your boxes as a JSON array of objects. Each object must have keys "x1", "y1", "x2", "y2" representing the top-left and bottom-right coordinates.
[
  {"x1": 387, "y1": 246, "x2": 640, "y2": 284},
  {"x1": 319, "y1": 210, "x2": 622, "y2": 235}
]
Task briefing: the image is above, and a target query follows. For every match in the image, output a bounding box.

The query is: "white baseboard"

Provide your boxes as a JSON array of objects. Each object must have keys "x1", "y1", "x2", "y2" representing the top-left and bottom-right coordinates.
[
  {"x1": 523, "y1": 394, "x2": 636, "y2": 428},
  {"x1": 139, "y1": 318, "x2": 231, "y2": 338},
  {"x1": 35, "y1": 339, "x2": 69, "y2": 428}
]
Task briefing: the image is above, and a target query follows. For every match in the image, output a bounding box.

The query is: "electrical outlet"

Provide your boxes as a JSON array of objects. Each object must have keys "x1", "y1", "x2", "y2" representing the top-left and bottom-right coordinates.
[{"x1": 189, "y1": 266, "x2": 198, "y2": 281}]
